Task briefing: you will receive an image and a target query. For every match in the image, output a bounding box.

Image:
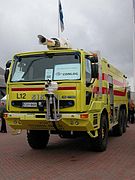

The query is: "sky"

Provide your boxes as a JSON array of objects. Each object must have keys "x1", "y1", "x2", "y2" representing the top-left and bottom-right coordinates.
[{"x1": 0, "y1": 0, "x2": 134, "y2": 89}]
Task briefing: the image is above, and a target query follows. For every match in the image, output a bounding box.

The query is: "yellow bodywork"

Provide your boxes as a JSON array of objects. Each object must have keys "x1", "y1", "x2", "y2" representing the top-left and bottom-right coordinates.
[{"x1": 5, "y1": 49, "x2": 128, "y2": 138}]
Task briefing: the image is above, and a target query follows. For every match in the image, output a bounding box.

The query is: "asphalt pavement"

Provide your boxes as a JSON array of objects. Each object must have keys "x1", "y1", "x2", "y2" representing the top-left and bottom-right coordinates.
[{"x1": 0, "y1": 123, "x2": 135, "y2": 180}]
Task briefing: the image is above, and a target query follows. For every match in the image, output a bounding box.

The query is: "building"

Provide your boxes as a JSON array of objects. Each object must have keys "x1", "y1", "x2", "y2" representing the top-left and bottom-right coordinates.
[{"x1": 0, "y1": 67, "x2": 6, "y2": 99}]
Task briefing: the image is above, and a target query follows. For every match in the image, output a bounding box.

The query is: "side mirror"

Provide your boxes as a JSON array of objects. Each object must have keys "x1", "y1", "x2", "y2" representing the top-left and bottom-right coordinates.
[
  {"x1": 91, "y1": 63, "x2": 98, "y2": 79},
  {"x1": 90, "y1": 55, "x2": 98, "y2": 78},
  {"x1": 4, "y1": 60, "x2": 11, "y2": 83},
  {"x1": 90, "y1": 56, "x2": 98, "y2": 63}
]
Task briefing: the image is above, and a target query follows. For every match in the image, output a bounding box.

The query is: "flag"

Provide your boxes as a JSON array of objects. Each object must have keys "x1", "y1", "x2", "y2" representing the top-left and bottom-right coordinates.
[
  {"x1": 133, "y1": 0, "x2": 135, "y2": 23},
  {"x1": 59, "y1": 0, "x2": 64, "y2": 32},
  {"x1": 133, "y1": 0, "x2": 135, "y2": 8}
]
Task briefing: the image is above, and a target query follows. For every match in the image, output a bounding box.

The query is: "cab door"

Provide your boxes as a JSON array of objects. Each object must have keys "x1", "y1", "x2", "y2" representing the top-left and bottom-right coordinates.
[
  {"x1": 108, "y1": 75, "x2": 115, "y2": 123},
  {"x1": 85, "y1": 56, "x2": 92, "y2": 109}
]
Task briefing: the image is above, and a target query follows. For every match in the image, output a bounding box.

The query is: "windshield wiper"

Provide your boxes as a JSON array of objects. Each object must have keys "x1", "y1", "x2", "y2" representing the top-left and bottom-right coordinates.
[{"x1": 22, "y1": 57, "x2": 45, "y2": 79}]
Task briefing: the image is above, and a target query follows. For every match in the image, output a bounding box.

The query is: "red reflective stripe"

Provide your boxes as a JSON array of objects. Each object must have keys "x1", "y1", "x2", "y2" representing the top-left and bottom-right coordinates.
[
  {"x1": 102, "y1": 73, "x2": 126, "y2": 87},
  {"x1": 93, "y1": 86, "x2": 99, "y2": 93},
  {"x1": 12, "y1": 87, "x2": 76, "y2": 91},
  {"x1": 12, "y1": 88, "x2": 44, "y2": 91},
  {"x1": 123, "y1": 80, "x2": 127, "y2": 87},
  {"x1": 102, "y1": 73, "x2": 108, "y2": 81},
  {"x1": 113, "y1": 79, "x2": 124, "y2": 87},
  {"x1": 58, "y1": 87, "x2": 76, "y2": 90},
  {"x1": 93, "y1": 87, "x2": 108, "y2": 94},
  {"x1": 93, "y1": 86, "x2": 126, "y2": 96},
  {"x1": 114, "y1": 89, "x2": 126, "y2": 96},
  {"x1": 102, "y1": 87, "x2": 108, "y2": 94}
]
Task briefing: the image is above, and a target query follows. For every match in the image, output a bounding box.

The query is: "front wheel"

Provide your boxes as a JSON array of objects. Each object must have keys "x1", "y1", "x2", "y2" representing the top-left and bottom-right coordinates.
[
  {"x1": 91, "y1": 113, "x2": 108, "y2": 152},
  {"x1": 27, "y1": 130, "x2": 50, "y2": 149}
]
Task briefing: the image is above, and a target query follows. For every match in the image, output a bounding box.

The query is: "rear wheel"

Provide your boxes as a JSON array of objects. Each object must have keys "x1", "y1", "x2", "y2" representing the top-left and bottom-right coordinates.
[
  {"x1": 27, "y1": 130, "x2": 50, "y2": 149},
  {"x1": 91, "y1": 113, "x2": 108, "y2": 152},
  {"x1": 113, "y1": 109, "x2": 124, "y2": 136},
  {"x1": 123, "y1": 109, "x2": 127, "y2": 133}
]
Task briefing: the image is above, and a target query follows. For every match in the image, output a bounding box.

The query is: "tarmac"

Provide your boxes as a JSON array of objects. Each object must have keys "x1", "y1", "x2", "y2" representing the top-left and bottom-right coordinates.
[{"x1": 0, "y1": 123, "x2": 135, "y2": 180}]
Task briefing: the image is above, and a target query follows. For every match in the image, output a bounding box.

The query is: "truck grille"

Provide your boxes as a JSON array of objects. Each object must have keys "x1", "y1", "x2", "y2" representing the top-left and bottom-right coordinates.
[{"x1": 11, "y1": 100, "x2": 74, "y2": 109}]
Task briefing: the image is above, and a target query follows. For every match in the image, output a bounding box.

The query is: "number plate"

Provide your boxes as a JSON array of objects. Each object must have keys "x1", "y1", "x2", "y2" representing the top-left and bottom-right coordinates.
[{"x1": 22, "y1": 102, "x2": 37, "y2": 107}]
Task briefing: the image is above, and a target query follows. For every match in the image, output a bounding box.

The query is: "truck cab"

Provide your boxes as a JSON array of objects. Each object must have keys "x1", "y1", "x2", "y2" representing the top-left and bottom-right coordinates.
[{"x1": 4, "y1": 36, "x2": 128, "y2": 152}]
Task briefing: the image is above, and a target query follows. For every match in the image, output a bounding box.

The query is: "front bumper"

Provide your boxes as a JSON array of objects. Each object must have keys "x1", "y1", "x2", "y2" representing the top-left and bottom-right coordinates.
[{"x1": 4, "y1": 112, "x2": 99, "y2": 132}]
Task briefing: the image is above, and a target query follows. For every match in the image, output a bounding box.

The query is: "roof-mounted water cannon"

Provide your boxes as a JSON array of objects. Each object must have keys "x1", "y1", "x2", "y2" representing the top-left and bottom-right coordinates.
[{"x1": 37, "y1": 35, "x2": 71, "y2": 50}]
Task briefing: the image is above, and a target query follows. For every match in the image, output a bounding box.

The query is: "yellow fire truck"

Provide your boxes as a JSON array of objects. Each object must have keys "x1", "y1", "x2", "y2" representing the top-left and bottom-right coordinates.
[{"x1": 4, "y1": 36, "x2": 128, "y2": 151}]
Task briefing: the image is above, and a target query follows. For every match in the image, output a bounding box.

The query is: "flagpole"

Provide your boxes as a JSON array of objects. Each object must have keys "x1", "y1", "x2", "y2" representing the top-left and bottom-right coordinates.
[{"x1": 58, "y1": 0, "x2": 60, "y2": 38}]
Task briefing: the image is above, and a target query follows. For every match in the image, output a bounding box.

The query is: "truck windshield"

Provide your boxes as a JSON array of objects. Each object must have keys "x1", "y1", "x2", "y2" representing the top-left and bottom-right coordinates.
[{"x1": 11, "y1": 52, "x2": 81, "y2": 82}]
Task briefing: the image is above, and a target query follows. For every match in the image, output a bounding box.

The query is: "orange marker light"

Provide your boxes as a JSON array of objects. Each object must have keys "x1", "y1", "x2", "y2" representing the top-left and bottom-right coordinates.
[
  {"x1": 80, "y1": 113, "x2": 89, "y2": 119},
  {"x1": 3, "y1": 113, "x2": 8, "y2": 118}
]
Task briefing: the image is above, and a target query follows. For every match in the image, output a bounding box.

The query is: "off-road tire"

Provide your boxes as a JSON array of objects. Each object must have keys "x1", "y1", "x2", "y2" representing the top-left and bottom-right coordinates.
[
  {"x1": 112, "y1": 109, "x2": 124, "y2": 136},
  {"x1": 123, "y1": 109, "x2": 127, "y2": 133},
  {"x1": 91, "y1": 113, "x2": 108, "y2": 152},
  {"x1": 27, "y1": 130, "x2": 50, "y2": 149}
]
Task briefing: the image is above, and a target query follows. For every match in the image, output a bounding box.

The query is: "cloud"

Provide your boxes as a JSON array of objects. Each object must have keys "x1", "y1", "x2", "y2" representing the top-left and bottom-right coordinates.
[{"x1": 0, "y1": 0, "x2": 133, "y2": 88}]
